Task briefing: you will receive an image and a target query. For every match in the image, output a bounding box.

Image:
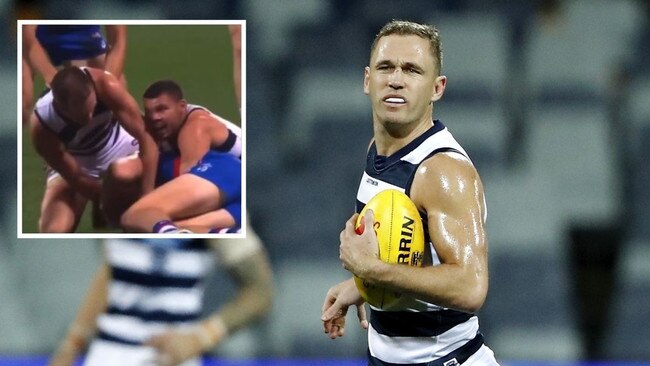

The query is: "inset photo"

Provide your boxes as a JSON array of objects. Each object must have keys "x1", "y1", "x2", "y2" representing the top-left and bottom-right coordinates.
[{"x1": 18, "y1": 20, "x2": 246, "y2": 238}]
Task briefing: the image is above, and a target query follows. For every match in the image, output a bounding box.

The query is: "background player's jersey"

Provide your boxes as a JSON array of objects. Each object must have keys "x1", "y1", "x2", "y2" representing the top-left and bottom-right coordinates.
[
  {"x1": 356, "y1": 121, "x2": 486, "y2": 365},
  {"x1": 97, "y1": 239, "x2": 214, "y2": 346},
  {"x1": 35, "y1": 25, "x2": 107, "y2": 65}
]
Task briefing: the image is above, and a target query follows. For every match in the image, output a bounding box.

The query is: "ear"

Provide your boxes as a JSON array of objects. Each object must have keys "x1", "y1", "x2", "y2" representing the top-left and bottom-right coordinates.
[
  {"x1": 179, "y1": 98, "x2": 188, "y2": 109},
  {"x1": 363, "y1": 66, "x2": 370, "y2": 95},
  {"x1": 431, "y1": 75, "x2": 447, "y2": 103}
]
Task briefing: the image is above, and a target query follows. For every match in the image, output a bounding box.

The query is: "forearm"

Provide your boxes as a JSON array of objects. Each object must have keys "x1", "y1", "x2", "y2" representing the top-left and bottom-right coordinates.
[
  {"x1": 138, "y1": 136, "x2": 158, "y2": 195},
  {"x1": 198, "y1": 253, "x2": 273, "y2": 348},
  {"x1": 57, "y1": 262, "x2": 110, "y2": 354},
  {"x1": 363, "y1": 260, "x2": 487, "y2": 313}
]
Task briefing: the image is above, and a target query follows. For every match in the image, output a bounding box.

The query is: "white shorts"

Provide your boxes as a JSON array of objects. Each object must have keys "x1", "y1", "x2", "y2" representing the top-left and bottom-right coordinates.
[
  {"x1": 47, "y1": 125, "x2": 139, "y2": 183},
  {"x1": 463, "y1": 345, "x2": 500, "y2": 366},
  {"x1": 84, "y1": 339, "x2": 201, "y2": 366}
]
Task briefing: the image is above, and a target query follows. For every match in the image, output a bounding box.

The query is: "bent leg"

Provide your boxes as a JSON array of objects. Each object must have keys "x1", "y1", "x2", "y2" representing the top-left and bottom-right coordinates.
[
  {"x1": 102, "y1": 156, "x2": 142, "y2": 226},
  {"x1": 39, "y1": 178, "x2": 88, "y2": 233},
  {"x1": 121, "y1": 174, "x2": 223, "y2": 233},
  {"x1": 175, "y1": 209, "x2": 237, "y2": 232}
]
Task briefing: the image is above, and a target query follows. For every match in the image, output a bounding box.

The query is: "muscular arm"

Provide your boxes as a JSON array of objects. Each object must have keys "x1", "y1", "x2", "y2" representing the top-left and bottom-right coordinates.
[
  {"x1": 30, "y1": 114, "x2": 100, "y2": 199},
  {"x1": 23, "y1": 25, "x2": 58, "y2": 85},
  {"x1": 177, "y1": 112, "x2": 230, "y2": 173},
  {"x1": 91, "y1": 68, "x2": 158, "y2": 194},
  {"x1": 103, "y1": 25, "x2": 127, "y2": 79},
  {"x1": 351, "y1": 153, "x2": 489, "y2": 313}
]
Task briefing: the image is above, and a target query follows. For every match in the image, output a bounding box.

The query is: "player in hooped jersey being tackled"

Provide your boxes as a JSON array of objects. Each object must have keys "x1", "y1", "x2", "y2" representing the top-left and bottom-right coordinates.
[{"x1": 321, "y1": 20, "x2": 499, "y2": 365}]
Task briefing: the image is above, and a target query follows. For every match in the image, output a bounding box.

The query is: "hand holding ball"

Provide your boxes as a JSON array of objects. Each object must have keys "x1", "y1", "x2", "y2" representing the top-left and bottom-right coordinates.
[{"x1": 354, "y1": 189, "x2": 425, "y2": 309}]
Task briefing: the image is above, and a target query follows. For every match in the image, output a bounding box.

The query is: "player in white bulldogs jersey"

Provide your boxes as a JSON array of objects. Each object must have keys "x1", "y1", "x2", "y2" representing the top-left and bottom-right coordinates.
[
  {"x1": 29, "y1": 66, "x2": 158, "y2": 233},
  {"x1": 49, "y1": 235, "x2": 273, "y2": 366},
  {"x1": 322, "y1": 21, "x2": 499, "y2": 365}
]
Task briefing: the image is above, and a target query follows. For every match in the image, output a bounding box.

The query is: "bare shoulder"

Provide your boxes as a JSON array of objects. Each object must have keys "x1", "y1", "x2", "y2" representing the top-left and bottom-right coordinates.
[
  {"x1": 88, "y1": 67, "x2": 120, "y2": 92},
  {"x1": 410, "y1": 152, "x2": 484, "y2": 213},
  {"x1": 185, "y1": 108, "x2": 226, "y2": 132}
]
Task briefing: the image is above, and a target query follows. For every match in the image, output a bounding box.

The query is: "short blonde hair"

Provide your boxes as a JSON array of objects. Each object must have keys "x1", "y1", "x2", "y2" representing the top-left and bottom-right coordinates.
[{"x1": 370, "y1": 20, "x2": 443, "y2": 75}]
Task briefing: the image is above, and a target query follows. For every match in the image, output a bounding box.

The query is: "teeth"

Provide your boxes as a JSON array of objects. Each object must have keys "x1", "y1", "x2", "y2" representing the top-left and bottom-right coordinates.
[{"x1": 385, "y1": 97, "x2": 405, "y2": 103}]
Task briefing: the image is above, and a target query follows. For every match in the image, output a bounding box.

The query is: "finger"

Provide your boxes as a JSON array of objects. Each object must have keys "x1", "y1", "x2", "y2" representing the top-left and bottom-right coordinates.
[
  {"x1": 321, "y1": 292, "x2": 335, "y2": 315},
  {"x1": 345, "y1": 213, "x2": 360, "y2": 232},
  {"x1": 363, "y1": 210, "x2": 375, "y2": 234},
  {"x1": 357, "y1": 303, "x2": 369, "y2": 329},
  {"x1": 321, "y1": 298, "x2": 342, "y2": 322}
]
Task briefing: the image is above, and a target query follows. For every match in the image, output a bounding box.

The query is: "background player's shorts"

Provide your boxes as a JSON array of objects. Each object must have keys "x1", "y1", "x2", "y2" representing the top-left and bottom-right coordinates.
[
  {"x1": 189, "y1": 150, "x2": 241, "y2": 204},
  {"x1": 46, "y1": 125, "x2": 139, "y2": 183},
  {"x1": 84, "y1": 339, "x2": 200, "y2": 366},
  {"x1": 36, "y1": 25, "x2": 108, "y2": 65}
]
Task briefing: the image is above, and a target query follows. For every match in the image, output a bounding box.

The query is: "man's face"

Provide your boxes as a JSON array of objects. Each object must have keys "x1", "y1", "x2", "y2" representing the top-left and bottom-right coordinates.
[
  {"x1": 143, "y1": 93, "x2": 186, "y2": 141},
  {"x1": 364, "y1": 34, "x2": 443, "y2": 127}
]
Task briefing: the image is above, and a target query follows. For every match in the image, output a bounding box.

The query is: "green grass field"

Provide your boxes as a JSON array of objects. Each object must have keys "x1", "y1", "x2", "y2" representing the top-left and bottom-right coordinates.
[{"x1": 21, "y1": 24, "x2": 240, "y2": 233}]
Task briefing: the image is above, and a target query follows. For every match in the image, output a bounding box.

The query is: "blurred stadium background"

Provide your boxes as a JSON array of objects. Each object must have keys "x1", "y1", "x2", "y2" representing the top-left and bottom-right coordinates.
[{"x1": 2, "y1": 0, "x2": 650, "y2": 365}]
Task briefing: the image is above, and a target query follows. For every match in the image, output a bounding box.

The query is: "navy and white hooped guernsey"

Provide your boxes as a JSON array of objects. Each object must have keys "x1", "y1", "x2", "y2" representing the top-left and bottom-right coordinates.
[
  {"x1": 97, "y1": 238, "x2": 214, "y2": 346},
  {"x1": 33, "y1": 68, "x2": 138, "y2": 180},
  {"x1": 356, "y1": 120, "x2": 490, "y2": 365}
]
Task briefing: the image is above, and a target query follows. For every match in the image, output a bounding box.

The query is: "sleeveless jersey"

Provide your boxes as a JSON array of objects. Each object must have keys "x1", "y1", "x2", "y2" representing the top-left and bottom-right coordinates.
[
  {"x1": 33, "y1": 68, "x2": 123, "y2": 157},
  {"x1": 156, "y1": 103, "x2": 242, "y2": 184},
  {"x1": 35, "y1": 25, "x2": 107, "y2": 65},
  {"x1": 97, "y1": 238, "x2": 214, "y2": 346},
  {"x1": 356, "y1": 120, "x2": 486, "y2": 365}
]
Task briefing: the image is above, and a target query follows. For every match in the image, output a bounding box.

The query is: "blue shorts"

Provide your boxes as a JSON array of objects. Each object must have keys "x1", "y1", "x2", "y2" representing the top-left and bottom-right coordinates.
[
  {"x1": 223, "y1": 201, "x2": 241, "y2": 227},
  {"x1": 189, "y1": 150, "x2": 241, "y2": 206},
  {"x1": 36, "y1": 25, "x2": 107, "y2": 65}
]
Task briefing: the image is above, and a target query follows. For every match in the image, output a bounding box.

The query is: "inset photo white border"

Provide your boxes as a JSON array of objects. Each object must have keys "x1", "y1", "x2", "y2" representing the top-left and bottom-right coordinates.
[{"x1": 18, "y1": 19, "x2": 246, "y2": 239}]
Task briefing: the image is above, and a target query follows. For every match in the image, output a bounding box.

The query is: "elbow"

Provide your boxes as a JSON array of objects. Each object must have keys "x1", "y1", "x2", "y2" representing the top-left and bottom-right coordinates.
[{"x1": 460, "y1": 279, "x2": 488, "y2": 314}]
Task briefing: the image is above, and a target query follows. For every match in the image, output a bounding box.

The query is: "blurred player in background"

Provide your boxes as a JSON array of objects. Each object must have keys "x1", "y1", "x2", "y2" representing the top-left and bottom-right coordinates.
[
  {"x1": 22, "y1": 25, "x2": 128, "y2": 229},
  {"x1": 22, "y1": 25, "x2": 127, "y2": 125},
  {"x1": 228, "y1": 24, "x2": 241, "y2": 108},
  {"x1": 108, "y1": 80, "x2": 242, "y2": 233},
  {"x1": 29, "y1": 66, "x2": 158, "y2": 233},
  {"x1": 48, "y1": 236, "x2": 273, "y2": 366},
  {"x1": 321, "y1": 20, "x2": 499, "y2": 365}
]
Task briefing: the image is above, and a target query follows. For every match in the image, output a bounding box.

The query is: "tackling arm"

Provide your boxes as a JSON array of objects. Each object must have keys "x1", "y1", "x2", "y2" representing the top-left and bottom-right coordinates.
[
  {"x1": 30, "y1": 114, "x2": 101, "y2": 200},
  {"x1": 92, "y1": 69, "x2": 159, "y2": 195},
  {"x1": 344, "y1": 153, "x2": 489, "y2": 313}
]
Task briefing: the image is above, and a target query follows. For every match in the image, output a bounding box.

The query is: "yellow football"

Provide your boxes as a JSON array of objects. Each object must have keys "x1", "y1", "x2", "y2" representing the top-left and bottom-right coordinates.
[{"x1": 354, "y1": 189, "x2": 425, "y2": 310}]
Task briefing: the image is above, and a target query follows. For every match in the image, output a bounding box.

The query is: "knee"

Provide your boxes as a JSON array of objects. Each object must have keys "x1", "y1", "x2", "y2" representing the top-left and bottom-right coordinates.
[
  {"x1": 106, "y1": 160, "x2": 141, "y2": 184},
  {"x1": 120, "y1": 205, "x2": 138, "y2": 231}
]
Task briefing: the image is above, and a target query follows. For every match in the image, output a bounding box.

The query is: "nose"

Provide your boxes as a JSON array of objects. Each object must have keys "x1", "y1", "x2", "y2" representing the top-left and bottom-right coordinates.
[{"x1": 388, "y1": 69, "x2": 404, "y2": 89}]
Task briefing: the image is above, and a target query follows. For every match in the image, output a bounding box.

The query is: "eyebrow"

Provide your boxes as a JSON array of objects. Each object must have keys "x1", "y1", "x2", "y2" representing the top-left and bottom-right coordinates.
[{"x1": 374, "y1": 59, "x2": 424, "y2": 72}]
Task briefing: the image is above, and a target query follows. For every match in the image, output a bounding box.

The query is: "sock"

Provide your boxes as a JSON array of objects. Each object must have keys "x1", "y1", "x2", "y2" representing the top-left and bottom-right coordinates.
[
  {"x1": 152, "y1": 220, "x2": 179, "y2": 233},
  {"x1": 209, "y1": 227, "x2": 241, "y2": 234}
]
